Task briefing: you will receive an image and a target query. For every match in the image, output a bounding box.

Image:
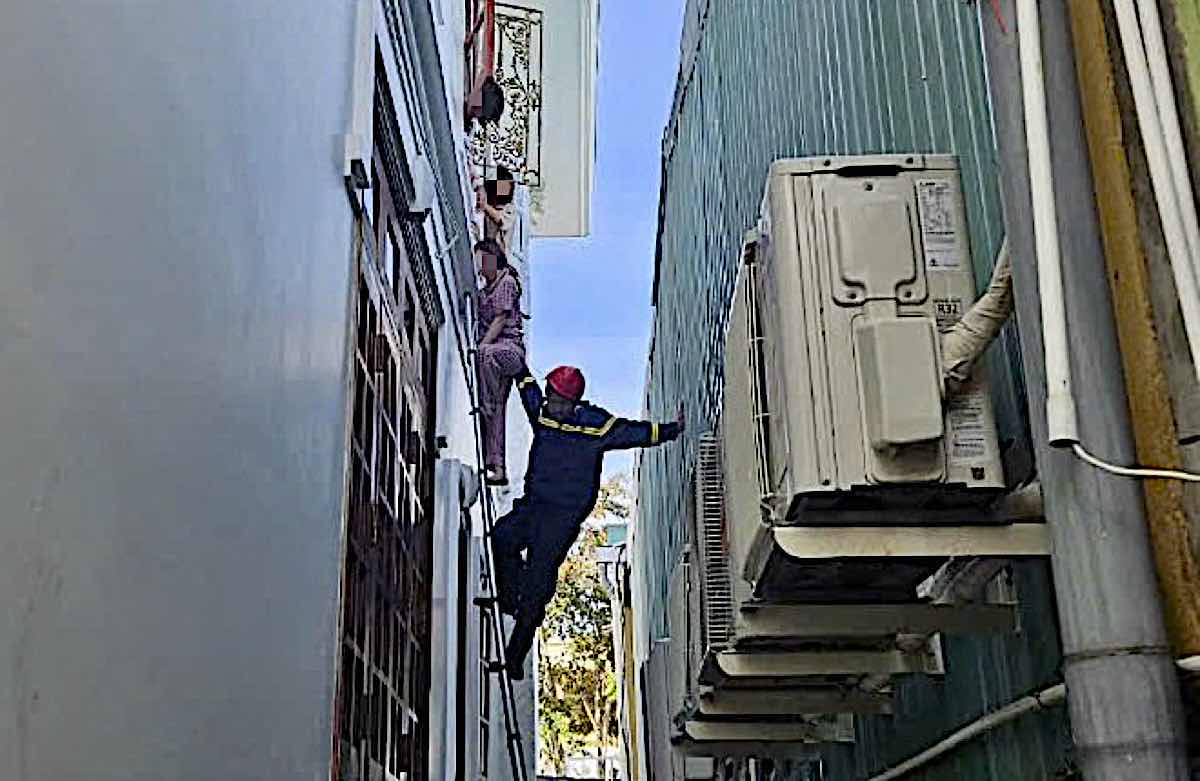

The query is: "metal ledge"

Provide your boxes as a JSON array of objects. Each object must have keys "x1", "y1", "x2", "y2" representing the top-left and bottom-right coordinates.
[
  {"x1": 676, "y1": 719, "x2": 854, "y2": 744},
  {"x1": 772, "y1": 523, "x2": 1051, "y2": 560},
  {"x1": 672, "y1": 739, "x2": 822, "y2": 760},
  {"x1": 696, "y1": 687, "x2": 892, "y2": 716},
  {"x1": 708, "y1": 648, "x2": 944, "y2": 679},
  {"x1": 736, "y1": 602, "x2": 1016, "y2": 641}
]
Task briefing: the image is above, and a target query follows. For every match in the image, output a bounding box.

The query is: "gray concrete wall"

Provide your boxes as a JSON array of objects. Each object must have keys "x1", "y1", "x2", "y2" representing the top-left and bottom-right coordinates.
[{"x1": 0, "y1": 3, "x2": 358, "y2": 779}]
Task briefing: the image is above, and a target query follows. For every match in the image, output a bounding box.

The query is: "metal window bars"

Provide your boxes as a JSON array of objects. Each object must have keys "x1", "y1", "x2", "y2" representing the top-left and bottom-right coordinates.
[
  {"x1": 331, "y1": 6, "x2": 527, "y2": 778},
  {"x1": 334, "y1": 227, "x2": 437, "y2": 781}
]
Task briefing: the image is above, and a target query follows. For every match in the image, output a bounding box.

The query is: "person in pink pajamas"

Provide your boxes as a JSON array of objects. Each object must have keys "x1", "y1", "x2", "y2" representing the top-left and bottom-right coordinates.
[{"x1": 476, "y1": 237, "x2": 526, "y2": 485}]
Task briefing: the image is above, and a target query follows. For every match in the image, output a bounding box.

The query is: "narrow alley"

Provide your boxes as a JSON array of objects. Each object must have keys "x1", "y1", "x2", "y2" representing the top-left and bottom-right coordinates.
[{"x1": 3, "y1": 2, "x2": 1200, "y2": 781}]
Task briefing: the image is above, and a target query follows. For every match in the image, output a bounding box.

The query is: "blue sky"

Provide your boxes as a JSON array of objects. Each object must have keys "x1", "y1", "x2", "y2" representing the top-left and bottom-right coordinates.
[{"x1": 528, "y1": 0, "x2": 686, "y2": 478}]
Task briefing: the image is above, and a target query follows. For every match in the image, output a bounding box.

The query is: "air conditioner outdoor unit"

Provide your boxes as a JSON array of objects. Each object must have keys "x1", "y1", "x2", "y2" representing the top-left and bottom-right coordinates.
[
  {"x1": 683, "y1": 757, "x2": 716, "y2": 779},
  {"x1": 661, "y1": 436, "x2": 986, "y2": 736},
  {"x1": 652, "y1": 642, "x2": 843, "y2": 764},
  {"x1": 722, "y1": 155, "x2": 1052, "y2": 596},
  {"x1": 740, "y1": 154, "x2": 1006, "y2": 519},
  {"x1": 659, "y1": 155, "x2": 1051, "y2": 744},
  {"x1": 671, "y1": 435, "x2": 978, "y2": 695}
]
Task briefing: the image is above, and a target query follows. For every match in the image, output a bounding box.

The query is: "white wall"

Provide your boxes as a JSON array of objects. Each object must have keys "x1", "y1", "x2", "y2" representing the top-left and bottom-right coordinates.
[
  {"x1": 0, "y1": 1, "x2": 547, "y2": 778},
  {"x1": 419, "y1": 3, "x2": 497, "y2": 779},
  {"x1": 429, "y1": 0, "x2": 478, "y2": 243},
  {"x1": 0, "y1": 2, "x2": 358, "y2": 778},
  {"x1": 500, "y1": 0, "x2": 599, "y2": 237},
  {"x1": 431, "y1": 0, "x2": 469, "y2": 142}
]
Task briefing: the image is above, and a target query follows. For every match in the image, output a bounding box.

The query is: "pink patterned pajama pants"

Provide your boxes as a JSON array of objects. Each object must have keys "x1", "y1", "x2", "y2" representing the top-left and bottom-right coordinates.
[{"x1": 478, "y1": 339, "x2": 526, "y2": 472}]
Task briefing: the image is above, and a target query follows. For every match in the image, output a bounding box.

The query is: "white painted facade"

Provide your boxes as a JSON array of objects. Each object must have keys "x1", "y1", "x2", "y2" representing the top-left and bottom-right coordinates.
[
  {"x1": 0, "y1": 0, "x2": 594, "y2": 779},
  {"x1": 0, "y1": 3, "x2": 361, "y2": 778}
]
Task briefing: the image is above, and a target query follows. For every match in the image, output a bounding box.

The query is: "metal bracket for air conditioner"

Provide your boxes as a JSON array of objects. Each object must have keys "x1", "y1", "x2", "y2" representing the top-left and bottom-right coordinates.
[
  {"x1": 733, "y1": 602, "x2": 1016, "y2": 644},
  {"x1": 770, "y1": 520, "x2": 1050, "y2": 561},
  {"x1": 673, "y1": 715, "x2": 855, "y2": 747},
  {"x1": 753, "y1": 482, "x2": 1047, "y2": 564},
  {"x1": 695, "y1": 686, "x2": 892, "y2": 717},
  {"x1": 672, "y1": 739, "x2": 822, "y2": 761},
  {"x1": 702, "y1": 646, "x2": 945, "y2": 683},
  {"x1": 743, "y1": 484, "x2": 1048, "y2": 610}
]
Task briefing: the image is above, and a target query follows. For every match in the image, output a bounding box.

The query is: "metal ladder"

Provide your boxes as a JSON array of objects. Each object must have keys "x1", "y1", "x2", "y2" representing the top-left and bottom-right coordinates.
[
  {"x1": 427, "y1": 222, "x2": 528, "y2": 781},
  {"x1": 423, "y1": 127, "x2": 528, "y2": 780},
  {"x1": 462, "y1": 136, "x2": 530, "y2": 781},
  {"x1": 465, "y1": 358, "x2": 529, "y2": 781}
]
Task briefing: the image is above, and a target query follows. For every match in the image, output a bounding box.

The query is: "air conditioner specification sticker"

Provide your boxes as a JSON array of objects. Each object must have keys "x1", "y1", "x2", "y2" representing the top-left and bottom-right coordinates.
[
  {"x1": 916, "y1": 179, "x2": 964, "y2": 271},
  {"x1": 934, "y1": 296, "x2": 964, "y2": 332},
  {"x1": 948, "y1": 383, "x2": 990, "y2": 464}
]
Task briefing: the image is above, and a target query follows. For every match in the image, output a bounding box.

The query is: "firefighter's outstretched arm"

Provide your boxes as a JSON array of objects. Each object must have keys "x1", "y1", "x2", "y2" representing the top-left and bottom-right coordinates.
[
  {"x1": 602, "y1": 402, "x2": 686, "y2": 451},
  {"x1": 514, "y1": 365, "x2": 543, "y2": 424}
]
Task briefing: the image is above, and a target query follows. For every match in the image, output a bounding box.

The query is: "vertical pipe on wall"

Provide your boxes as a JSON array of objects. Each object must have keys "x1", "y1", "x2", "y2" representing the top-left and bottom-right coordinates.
[
  {"x1": 1065, "y1": 0, "x2": 1200, "y2": 654},
  {"x1": 1015, "y1": 0, "x2": 1079, "y2": 446},
  {"x1": 981, "y1": 1, "x2": 1189, "y2": 777},
  {"x1": 1111, "y1": 0, "x2": 1200, "y2": 386}
]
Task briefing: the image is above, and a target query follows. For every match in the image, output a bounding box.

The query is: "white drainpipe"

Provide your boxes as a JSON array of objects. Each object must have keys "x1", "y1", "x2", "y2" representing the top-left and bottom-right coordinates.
[
  {"x1": 1017, "y1": 0, "x2": 1079, "y2": 446},
  {"x1": 1111, "y1": 0, "x2": 1200, "y2": 386},
  {"x1": 1019, "y1": 0, "x2": 1200, "y2": 483},
  {"x1": 1135, "y1": 0, "x2": 1200, "y2": 270}
]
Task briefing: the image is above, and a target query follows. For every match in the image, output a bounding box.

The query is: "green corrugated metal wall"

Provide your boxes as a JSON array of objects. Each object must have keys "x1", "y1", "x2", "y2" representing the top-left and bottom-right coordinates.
[{"x1": 637, "y1": 1, "x2": 1070, "y2": 778}]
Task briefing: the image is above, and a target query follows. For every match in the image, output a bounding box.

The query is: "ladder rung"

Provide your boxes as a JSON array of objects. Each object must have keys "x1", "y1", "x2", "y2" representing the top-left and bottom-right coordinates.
[{"x1": 458, "y1": 390, "x2": 527, "y2": 781}]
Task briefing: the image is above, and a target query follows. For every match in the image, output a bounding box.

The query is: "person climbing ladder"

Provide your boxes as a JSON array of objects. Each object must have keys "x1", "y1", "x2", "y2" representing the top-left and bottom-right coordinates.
[
  {"x1": 475, "y1": 237, "x2": 526, "y2": 486},
  {"x1": 489, "y1": 363, "x2": 685, "y2": 679}
]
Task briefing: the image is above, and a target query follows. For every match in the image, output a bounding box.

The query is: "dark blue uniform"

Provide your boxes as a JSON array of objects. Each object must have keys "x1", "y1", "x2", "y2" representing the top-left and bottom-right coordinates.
[{"x1": 492, "y1": 367, "x2": 681, "y2": 675}]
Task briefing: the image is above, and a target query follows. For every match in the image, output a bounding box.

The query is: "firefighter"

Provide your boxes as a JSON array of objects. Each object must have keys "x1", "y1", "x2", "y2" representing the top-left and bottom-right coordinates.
[{"x1": 489, "y1": 364, "x2": 685, "y2": 679}]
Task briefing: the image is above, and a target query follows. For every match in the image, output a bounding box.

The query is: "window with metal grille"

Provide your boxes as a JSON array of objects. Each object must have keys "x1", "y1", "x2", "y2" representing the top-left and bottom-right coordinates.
[{"x1": 332, "y1": 49, "x2": 442, "y2": 781}]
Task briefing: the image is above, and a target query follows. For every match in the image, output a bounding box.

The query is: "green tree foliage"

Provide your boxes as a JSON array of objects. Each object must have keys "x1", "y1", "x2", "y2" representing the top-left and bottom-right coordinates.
[
  {"x1": 593, "y1": 473, "x2": 632, "y2": 520},
  {"x1": 537, "y1": 475, "x2": 629, "y2": 776}
]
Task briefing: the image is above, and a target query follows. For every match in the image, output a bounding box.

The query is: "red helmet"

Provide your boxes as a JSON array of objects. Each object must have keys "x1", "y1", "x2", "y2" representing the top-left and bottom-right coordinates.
[{"x1": 546, "y1": 365, "x2": 586, "y2": 401}]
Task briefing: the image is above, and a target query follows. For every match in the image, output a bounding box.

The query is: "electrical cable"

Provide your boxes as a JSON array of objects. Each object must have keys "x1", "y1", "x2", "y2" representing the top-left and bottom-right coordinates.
[
  {"x1": 1071, "y1": 444, "x2": 1200, "y2": 483},
  {"x1": 934, "y1": 237, "x2": 1200, "y2": 485}
]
